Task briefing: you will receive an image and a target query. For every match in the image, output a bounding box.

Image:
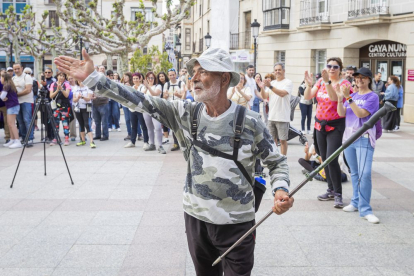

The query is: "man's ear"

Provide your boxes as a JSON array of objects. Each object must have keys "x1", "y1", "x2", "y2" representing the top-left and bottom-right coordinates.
[{"x1": 222, "y1": 72, "x2": 231, "y2": 86}]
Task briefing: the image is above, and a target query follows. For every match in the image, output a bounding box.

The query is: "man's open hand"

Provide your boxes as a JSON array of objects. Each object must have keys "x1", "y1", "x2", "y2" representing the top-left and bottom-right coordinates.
[{"x1": 54, "y1": 49, "x2": 94, "y2": 83}]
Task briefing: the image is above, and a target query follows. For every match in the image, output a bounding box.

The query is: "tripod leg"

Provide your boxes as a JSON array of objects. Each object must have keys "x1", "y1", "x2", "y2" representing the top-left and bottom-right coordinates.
[
  {"x1": 10, "y1": 101, "x2": 42, "y2": 188},
  {"x1": 46, "y1": 105, "x2": 74, "y2": 185}
]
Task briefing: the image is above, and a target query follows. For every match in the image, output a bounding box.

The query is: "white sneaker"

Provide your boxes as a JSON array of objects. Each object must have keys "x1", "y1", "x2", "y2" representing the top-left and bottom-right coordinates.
[
  {"x1": 9, "y1": 140, "x2": 23, "y2": 149},
  {"x1": 117, "y1": 128, "x2": 121, "y2": 132},
  {"x1": 3, "y1": 140, "x2": 14, "y2": 147},
  {"x1": 307, "y1": 130, "x2": 312, "y2": 135},
  {"x1": 124, "y1": 142, "x2": 135, "y2": 148},
  {"x1": 143, "y1": 142, "x2": 150, "y2": 150},
  {"x1": 363, "y1": 214, "x2": 380, "y2": 224},
  {"x1": 108, "y1": 128, "x2": 112, "y2": 132},
  {"x1": 343, "y1": 204, "x2": 358, "y2": 212}
]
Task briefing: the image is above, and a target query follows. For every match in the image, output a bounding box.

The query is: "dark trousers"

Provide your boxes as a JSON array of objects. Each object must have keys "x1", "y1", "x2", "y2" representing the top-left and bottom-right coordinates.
[
  {"x1": 75, "y1": 109, "x2": 90, "y2": 134},
  {"x1": 92, "y1": 104, "x2": 109, "y2": 138},
  {"x1": 315, "y1": 128, "x2": 344, "y2": 195},
  {"x1": 130, "y1": 111, "x2": 148, "y2": 144},
  {"x1": 299, "y1": 103, "x2": 312, "y2": 131},
  {"x1": 395, "y1": 107, "x2": 401, "y2": 127},
  {"x1": 185, "y1": 213, "x2": 255, "y2": 276}
]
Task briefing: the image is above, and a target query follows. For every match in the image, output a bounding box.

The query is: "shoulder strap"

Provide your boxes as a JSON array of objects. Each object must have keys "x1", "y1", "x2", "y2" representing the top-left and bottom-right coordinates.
[
  {"x1": 232, "y1": 105, "x2": 246, "y2": 161},
  {"x1": 167, "y1": 81, "x2": 171, "y2": 90},
  {"x1": 191, "y1": 102, "x2": 204, "y2": 139}
]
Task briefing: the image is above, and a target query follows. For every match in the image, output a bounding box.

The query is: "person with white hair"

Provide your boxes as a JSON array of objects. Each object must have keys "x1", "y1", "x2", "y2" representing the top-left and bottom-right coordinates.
[{"x1": 54, "y1": 48, "x2": 293, "y2": 275}]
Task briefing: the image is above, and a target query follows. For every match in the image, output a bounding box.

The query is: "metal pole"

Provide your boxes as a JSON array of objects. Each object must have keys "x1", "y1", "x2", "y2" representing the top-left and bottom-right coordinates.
[
  {"x1": 253, "y1": 37, "x2": 257, "y2": 73},
  {"x1": 212, "y1": 102, "x2": 397, "y2": 267},
  {"x1": 80, "y1": 36, "x2": 83, "y2": 60}
]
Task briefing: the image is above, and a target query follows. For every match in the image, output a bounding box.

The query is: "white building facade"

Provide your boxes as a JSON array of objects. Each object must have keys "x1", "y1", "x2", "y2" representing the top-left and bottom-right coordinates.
[{"x1": 237, "y1": 0, "x2": 414, "y2": 123}]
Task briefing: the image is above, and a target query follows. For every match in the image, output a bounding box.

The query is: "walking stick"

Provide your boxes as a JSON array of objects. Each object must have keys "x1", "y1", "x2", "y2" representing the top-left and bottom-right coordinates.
[{"x1": 212, "y1": 101, "x2": 396, "y2": 267}]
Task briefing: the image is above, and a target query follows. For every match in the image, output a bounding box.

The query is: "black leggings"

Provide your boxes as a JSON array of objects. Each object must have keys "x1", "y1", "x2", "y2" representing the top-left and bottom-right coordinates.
[
  {"x1": 315, "y1": 128, "x2": 344, "y2": 194},
  {"x1": 75, "y1": 109, "x2": 90, "y2": 134}
]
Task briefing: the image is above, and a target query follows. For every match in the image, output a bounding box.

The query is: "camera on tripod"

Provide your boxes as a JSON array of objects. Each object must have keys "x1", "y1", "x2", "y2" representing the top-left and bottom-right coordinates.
[{"x1": 38, "y1": 86, "x2": 49, "y2": 98}]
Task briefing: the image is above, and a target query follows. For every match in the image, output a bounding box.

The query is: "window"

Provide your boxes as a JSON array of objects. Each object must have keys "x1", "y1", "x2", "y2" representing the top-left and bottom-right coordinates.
[
  {"x1": 262, "y1": 0, "x2": 291, "y2": 30},
  {"x1": 48, "y1": 10, "x2": 59, "y2": 27},
  {"x1": 274, "y1": 51, "x2": 286, "y2": 64},
  {"x1": 1, "y1": 0, "x2": 27, "y2": 13},
  {"x1": 131, "y1": 7, "x2": 153, "y2": 23},
  {"x1": 185, "y1": 28, "x2": 191, "y2": 51},
  {"x1": 318, "y1": 0, "x2": 326, "y2": 13},
  {"x1": 315, "y1": 49, "x2": 326, "y2": 75}
]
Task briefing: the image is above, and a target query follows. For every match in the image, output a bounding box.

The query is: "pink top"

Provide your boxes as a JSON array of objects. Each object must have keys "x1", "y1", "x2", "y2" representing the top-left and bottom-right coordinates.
[{"x1": 314, "y1": 78, "x2": 352, "y2": 132}]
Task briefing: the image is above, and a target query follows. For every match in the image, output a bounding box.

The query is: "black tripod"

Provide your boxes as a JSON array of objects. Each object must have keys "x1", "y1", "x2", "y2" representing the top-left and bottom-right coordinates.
[{"x1": 11, "y1": 91, "x2": 74, "y2": 188}]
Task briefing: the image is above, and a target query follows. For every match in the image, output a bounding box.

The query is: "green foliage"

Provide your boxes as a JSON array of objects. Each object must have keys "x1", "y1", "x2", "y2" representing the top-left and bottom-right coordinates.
[{"x1": 129, "y1": 45, "x2": 172, "y2": 76}]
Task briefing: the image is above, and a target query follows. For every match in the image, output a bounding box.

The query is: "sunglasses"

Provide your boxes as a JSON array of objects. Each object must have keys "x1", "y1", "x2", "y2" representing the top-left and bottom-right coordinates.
[
  {"x1": 326, "y1": 64, "x2": 340, "y2": 70},
  {"x1": 168, "y1": 69, "x2": 176, "y2": 73},
  {"x1": 147, "y1": 77, "x2": 154, "y2": 80},
  {"x1": 45, "y1": 72, "x2": 52, "y2": 74}
]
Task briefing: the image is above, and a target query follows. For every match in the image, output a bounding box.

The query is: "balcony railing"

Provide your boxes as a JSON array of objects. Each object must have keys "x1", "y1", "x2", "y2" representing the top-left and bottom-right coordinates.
[
  {"x1": 263, "y1": 0, "x2": 290, "y2": 30},
  {"x1": 229, "y1": 31, "x2": 252, "y2": 50},
  {"x1": 348, "y1": 0, "x2": 389, "y2": 19},
  {"x1": 199, "y1": 38, "x2": 203, "y2": 52},
  {"x1": 299, "y1": 1, "x2": 330, "y2": 25}
]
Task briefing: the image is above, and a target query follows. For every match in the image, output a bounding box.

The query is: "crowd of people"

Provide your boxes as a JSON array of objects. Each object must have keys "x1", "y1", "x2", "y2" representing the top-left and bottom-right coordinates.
[
  {"x1": 0, "y1": 64, "x2": 193, "y2": 154},
  {"x1": 0, "y1": 57, "x2": 405, "y2": 226}
]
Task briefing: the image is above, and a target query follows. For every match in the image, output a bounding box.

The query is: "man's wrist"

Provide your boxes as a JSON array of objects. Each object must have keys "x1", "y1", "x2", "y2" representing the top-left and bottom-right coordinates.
[
  {"x1": 269, "y1": 85, "x2": 274, "y2": 90},
  {"x1": 273, "y1": 187, "x2": 289, "y2": 196}
]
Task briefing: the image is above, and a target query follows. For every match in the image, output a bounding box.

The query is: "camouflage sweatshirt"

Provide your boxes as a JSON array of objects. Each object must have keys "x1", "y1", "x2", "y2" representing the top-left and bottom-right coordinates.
[{"x1": 84, "y1": 71, "x2": 290, "y2": 225}]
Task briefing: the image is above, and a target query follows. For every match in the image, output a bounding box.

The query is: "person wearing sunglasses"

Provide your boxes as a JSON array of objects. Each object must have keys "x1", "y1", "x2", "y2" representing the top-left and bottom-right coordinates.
[
  {"x1": 142, "y1": 71, "x2": 166, "y2": 154},
  {"x1": 304, "y1": 57, "x2": 352, "y2": 208},
  {"x1": 335, "y1": 67, "x2": 380, "y2": 224}
]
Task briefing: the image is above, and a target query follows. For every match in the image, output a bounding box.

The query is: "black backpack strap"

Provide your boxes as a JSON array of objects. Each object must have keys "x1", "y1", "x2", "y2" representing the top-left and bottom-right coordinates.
[
  {"x1": 232, "y1": 105, "x2": 246, "y2": 161},
  {"x1": 191, "y1": 102, "x2": 204, "y2": 139}
]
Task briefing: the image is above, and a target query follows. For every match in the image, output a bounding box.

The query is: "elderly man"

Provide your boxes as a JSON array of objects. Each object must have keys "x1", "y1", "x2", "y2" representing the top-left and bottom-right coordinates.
[{"x1": 55, "y1": 48, "x2": 293, "y2": 276}]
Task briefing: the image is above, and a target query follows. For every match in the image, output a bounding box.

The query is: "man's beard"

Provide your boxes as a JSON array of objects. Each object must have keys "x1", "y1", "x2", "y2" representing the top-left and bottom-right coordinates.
[{"x1": 194, "y1": 78, "x2": 222, "y2": 102}]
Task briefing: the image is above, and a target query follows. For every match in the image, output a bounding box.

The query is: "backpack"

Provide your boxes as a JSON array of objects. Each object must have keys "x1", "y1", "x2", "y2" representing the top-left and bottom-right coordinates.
[
  {"x1": 32, "y1": 80, "x2": 39, "y2": 96},
  {"x1": 190, "y1": 103, "x2": 266, "y2": 212},
  {"x1": 167, "y1": 80, "x2": 182, "y2": 100}
]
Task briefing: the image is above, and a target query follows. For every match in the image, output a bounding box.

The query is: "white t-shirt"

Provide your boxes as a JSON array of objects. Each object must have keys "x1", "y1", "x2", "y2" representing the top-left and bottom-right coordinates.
[
  {"x1": 13, "y1": 73, "x2": 33, "y2": 104},
  {"x1": 227, "y1": 86, "x2": 252, "y2": 109},
  {"x1": 245, "y1": 75, "x2": 257, "y2": 107},
  {"x1": 143, "y1": 84, "x2": 162, "y2": 96},
  {"x1": 163, "y1": 80, "x2": 184, "y2": 101},
  {"x1": 268, "y1": 78, "x2": 293, "y2": 122},
  {"x1": 72, "y1": 85, "x2": 93, "y2": 109}
]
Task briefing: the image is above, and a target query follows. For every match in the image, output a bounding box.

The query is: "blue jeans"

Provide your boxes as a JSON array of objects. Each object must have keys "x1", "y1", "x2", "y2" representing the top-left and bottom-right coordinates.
[
  {"x1": 123, "y1": 107, "x2": 132, "y2": 136},
  {"x1": 252, "y1": 97, "x2": 261, "y2": 113},
  {"x1": 92, "y1": 104, "x2": 109, "y2": 138},
  {"x1": 344, "y1": 137, "x2": 375, "y2": 217},
  {"x1": 17, "y1": 102, "x2": 34, "y2": 141},
  {"x1": 107, "y1": 100, "x2": 120, "y2": 129},
  {"x1": 130, "y1": 112, "x2": 147, "y2": 144},
  {"x1": 299, "y1": 103, "x2": 312, "y2": 131}
]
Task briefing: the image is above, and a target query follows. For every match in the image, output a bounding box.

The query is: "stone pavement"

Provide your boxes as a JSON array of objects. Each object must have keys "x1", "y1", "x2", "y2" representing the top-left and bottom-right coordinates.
[{"x1": 0, "y1": 110, "x2": 413, "y2": 276}]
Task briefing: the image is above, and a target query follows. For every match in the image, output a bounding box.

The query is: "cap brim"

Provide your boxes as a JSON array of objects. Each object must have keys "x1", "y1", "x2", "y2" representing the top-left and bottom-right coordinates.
[{"x1": 186, "y1": 58, "x2": 240, "y2": 87}]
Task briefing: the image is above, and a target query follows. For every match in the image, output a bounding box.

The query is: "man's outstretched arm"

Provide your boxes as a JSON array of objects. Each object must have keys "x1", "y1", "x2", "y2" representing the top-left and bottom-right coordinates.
[{"x1": 55, "y1": 49, "x2": 184, "y2": 132}]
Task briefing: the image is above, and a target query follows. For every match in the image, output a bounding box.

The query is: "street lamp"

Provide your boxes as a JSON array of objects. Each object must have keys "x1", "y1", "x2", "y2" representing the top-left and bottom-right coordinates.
[
  {"x1": 8, "y1": 33, "x2": 13, "y2": 66},
  {"x1": 251, "y1": 19, "x2": 260, "y2": 73},
  {"x1": 204, "y1": 33, "x2": 212, "y2": 49},
  {"x1": 175, "y1": 40, "x2": 181, "y2": 72},
  {"x1": 79, "y1": 36, "x2": 83, "y2": 60}
]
